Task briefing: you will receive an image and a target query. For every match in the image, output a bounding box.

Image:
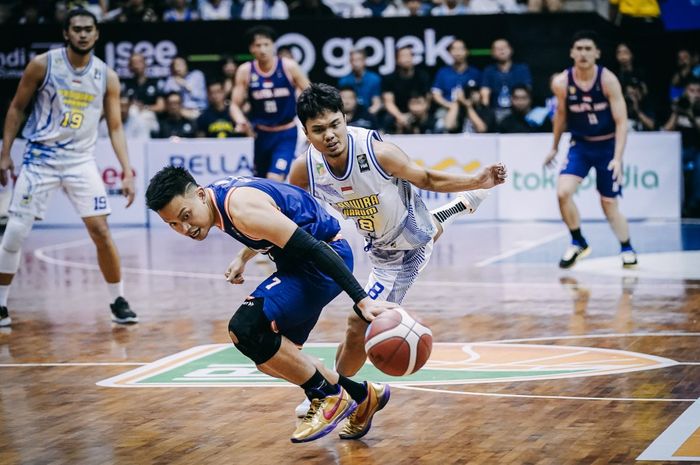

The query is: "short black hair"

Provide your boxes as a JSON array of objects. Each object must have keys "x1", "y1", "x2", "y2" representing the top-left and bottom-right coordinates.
[
  {"x1": 571, "y1": 30, "x2": 600, "y2": 49},
  {"x1": 246, "y1": 26, "x2": 276, "y2": 46},
  {"x1": 511, "y1": 84, "x2": 531, "y2": 96},
  {"x1": 63, "y1": 8, "x2": 98, "y2": 31},
  {"x1": 297, "y1": 83, "x2": 344, "y2": 126},
  {"x1": 146, "y1": 166, "x2": 197, "y2": 212}
]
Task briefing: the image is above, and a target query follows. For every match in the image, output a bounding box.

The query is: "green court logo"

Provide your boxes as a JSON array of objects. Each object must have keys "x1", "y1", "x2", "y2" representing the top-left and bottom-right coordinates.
[{"x1": 98, "y1": 343, "x2": 676, "y2": 388}]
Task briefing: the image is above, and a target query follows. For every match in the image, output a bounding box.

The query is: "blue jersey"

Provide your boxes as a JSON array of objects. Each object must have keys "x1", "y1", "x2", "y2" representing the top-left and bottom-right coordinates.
[
  {"x1": 566, "y1": 66, "x2": 615, "y2": 141},
  {"x1": 206, "y1": 176, "x2": 340, "y2": 268},
  {"x1": 248, "y1": 58, "x2": 296, "y2": 129}
]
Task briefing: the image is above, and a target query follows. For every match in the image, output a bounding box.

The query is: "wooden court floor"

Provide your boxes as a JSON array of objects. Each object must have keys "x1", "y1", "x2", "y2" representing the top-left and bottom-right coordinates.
[{"x1": 0, "y1": 220, "x2": 698, "y2": 465}]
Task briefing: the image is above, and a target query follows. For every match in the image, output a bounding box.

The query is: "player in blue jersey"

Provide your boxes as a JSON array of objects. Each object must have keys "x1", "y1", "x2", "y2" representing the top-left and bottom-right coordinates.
[
  {"x1": 544, "y1": 30, "x2": 638, "y2": 269},
  {"x1": 229, "y1": 26, "x2": 310, "y2": 181},
  {"x1": 0, "y1": 9, "x2": 137, "y2": 327},
  {"x1": 145, "y1": 167, "x2": 395, "y2": 443}
]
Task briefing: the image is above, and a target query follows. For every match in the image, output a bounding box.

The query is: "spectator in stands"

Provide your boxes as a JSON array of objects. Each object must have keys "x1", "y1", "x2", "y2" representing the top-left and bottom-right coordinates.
[
  {"x1": 221, "y1": 56, "x2": 238, "y2": 98},
  {"x1": 400, "y1": 92, "x2": 442, "y2": 134},
  {"x1": 340, "y1": 86, "x2": 377, "y2": 129},
  {"x1": 164, "y1": 0, "x2": 200, "y2": 20},
  {"x1": 481, "y1": 38, "x2": 532, "y2": 122},
  {"x1": 527, "y1": 0, "x2": 561, "y2": 12},
  {"x1": 615, "y1": 43, "x2": 648, "y2": 94},
  {"x1": 624, "y1": 78, "x2": 655, "y2": 131},
  {"x1": 240, "y1": 0, "x2": 289, "y2": 19},
  {"x1": 381, "y1": 46, "x2": 432, "y2": 133},
  {"x1": 497, "y1": 85, "x2": 551, "y2": 133},
  {"x1": 54, "y1": 1, "x2": 69, "y2": 23},
  {"x1": 99, "y1": 94, "x2": 153, "y2": 139},
  {"x1": 670, "y1": 49, "x2": 696, "y2": 102},
  {"x1": 106, "y1": 0, "x2": 158, "y2": 21},
  {"x1": 289, "y1": 0, "x2": 337, "y2": 17},
  {"x1": 67, "y1": 1, "x2": 108, "y2": 20},
  {"x1": 160, "y1": 56, "x2": 208, "y2": 119},
  {"x1": 444, "y1": 84, "x2": 495, "y2": 134},
  {"x1": 122, "y1": 52, "x2": 165, "y2": 114},
  {"x1": 431, "y1": 0, "x2": 470, "y2": 15},
  {"x1": 338, "y1": 49, "x2": 382, "y2": 114},
  {"x1": 383, "y1": 0, "x2": 429, "y2": 16},
  {"x1": 351, "y1": 0, "x2": 402, "y2": 16},
  {"x1": 199, "y1": 0, "x2": 233, "y2": 19},
  {"x1": 432, "y1": 39, "x2": 481, "y2": 114},
  {"x1": 609, "y1": 0, "x2": 663, "y2": 35},
  {"x1": 153, "y1": 92, "x2": 197, "y2": 138},
  {"x1": 196, "y1": 81, "x2": 241, "y2": 138},
  {"x1": 17, "y1": 1, "x2": 46, "y2": 24},
  {"x1": 470, "y1": 0, "x2": 524, "y2": 13},
  {"x1": 663, "y1": 78, "x2": 700, "y2": 217}
]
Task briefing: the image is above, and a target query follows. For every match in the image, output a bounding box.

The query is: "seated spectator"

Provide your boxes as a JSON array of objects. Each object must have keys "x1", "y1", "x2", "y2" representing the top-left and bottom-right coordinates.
[
  {"x1": 122, "y1": 52, "x2": 165, "y2": 114},
  {"x1": 351, "y1": 0, "x2": 402, "y2": 16},
  {"x1": 153, "y1": 92, "x2": 197, "y2": 138},
  {"x1": 431, "y1": 0, "x2": 470, "y2": 15},
  {"x1": 199, "y1": 0, "x2": 233, "y2": 19},
  {"x1": 338, "y1": 49, "x2": 382, "y2": 114},
  {"x1": 663, "y1": 78, "x2": 700, "y2": 217},
  {"x1": 340, "y1": 86, "x2": 377, "y2": 129},
  {"x1": 527, "y1": 0, "x2": 560, "y2": 12},
  {"x1": 432, "y1": 39, "x2": 481, "y2": 113},
  {"x1": 480, "y1": 38, "x2": 532, "y2": 122},
  {"x1": 68, "y1": 0, "x2": 108, "y2": 20},
  {"x1": 670, "y1": 49, "x2": 696, "y2": 102},
  {"x1": 220, "y1": 56, "x2": 238, "y2": 98},
  {"x1": 400, "y1": 93, "x2": 443, "y2": 134},
  {"x1": 289, "y1": 0, "x2": 336, "y2": 17},
  {"x1": 444, "y1": 84, "x2": 496, "y2": 133},
  {"x1": 382, "y1": 0, "x2": 430, "y2": 16},
  {"x1": 615, "y1": 43, "x2": 647, "y2": 94},
  {"x1": 240, "y1": 0, "x2": 289, "y2": 19},
  {"x1": 105, "y1": 0, "x2": 158, "y2": 21},
  {"x1": 164, "y1": 0, "x2": 199, "y2": 20},
  {"x1": 381, "y1": 46, "x2": 432, "y2": 133},
  {"x1": 17, "y1": 1, "x2": 46, "y2": 24},
  {"x1": 470, "y1": 0, "x2": 524, "y2": 13},
  {"x1": 99, "y1": 94, "x2": 153, "y2": 139},
  {"x1": 197, "y1": 81, "x2": 242, "y2": 138},
  {"x1": 624, "y1": 78, "x2": 655, "y2": 131},
  {"x1": 160, "y1": 56, "x2": 208, "y2": 119},
  {"x1": 497, "y1": 85, "x2": 551, "y2": 133}
]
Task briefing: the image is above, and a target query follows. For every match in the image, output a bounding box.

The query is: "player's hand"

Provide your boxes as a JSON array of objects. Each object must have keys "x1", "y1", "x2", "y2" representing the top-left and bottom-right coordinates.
[
  {"x1": 355, "y1": 297, "x2": 399, "y2": 323},
  {"x1": 478, "y1": 163, "x2": 508, "y2": 189},
  {"x1": 608, "y1": 159, "x2": 623, "y2": 183},
  {"x1": 121, "y1": 173, "x2": 136, "y2": 208},
  {"x1": 225, "y1": 258, "x2": 246, "y2": 284},
  {"x1": 235, "y1": 120, "x2": 253, "y2": 137},
  {"x1": 544, "y1": 149, "x2": 558, "y2": 169},
  {"x1": 0, "y1": 156, "x2": 15, "y2": 187}
]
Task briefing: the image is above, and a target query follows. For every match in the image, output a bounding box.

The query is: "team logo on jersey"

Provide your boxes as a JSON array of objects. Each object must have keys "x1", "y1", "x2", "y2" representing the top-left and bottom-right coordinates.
[
  {"x1": 569, "y1": 86, "x2": 576, "y2": 95},
  {"x1": 357, "y1": 153, "x2": 370, "y2": 173},
  {"x1": 20, "y1": 194, "x2": 32, "y2": 206},
  {"x1": 315, "y1": 162, "x2": 326, "y2": 177},
  {"x1": 94, "y1": 69, "x2": 101, "y2": 80}
]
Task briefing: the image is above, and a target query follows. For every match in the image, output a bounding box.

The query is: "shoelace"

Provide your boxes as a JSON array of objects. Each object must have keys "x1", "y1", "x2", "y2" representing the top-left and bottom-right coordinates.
[{"x1": 301, "y1": 399, "x2": 322, "y2": 423}]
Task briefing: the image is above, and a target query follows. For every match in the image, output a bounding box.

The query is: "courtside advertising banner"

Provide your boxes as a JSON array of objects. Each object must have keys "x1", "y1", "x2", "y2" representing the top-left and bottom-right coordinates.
[
  {"x1": 7, "y1": 139, "x2": 148, "y2": 226},
  {"x1": 498, "y1": 133, "x2": 682, "y2": 220}
]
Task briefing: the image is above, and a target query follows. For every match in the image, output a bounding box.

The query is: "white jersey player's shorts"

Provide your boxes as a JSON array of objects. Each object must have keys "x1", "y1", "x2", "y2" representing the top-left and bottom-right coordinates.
[
  {"x1": 364, "y1": 239, "x2": 434, "y2": 304},
  {"x1": 10, "y1": 161, "x2": 111, "y2": 220}
]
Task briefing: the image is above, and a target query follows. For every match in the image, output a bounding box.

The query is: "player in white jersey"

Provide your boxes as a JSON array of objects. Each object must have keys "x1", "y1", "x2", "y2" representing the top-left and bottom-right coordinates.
[
  {"x1": 0, "y1": 9, "x2": 138, "y2": 327},
  {"x1": 288, "y1": 83, "x2": 507, "y2": 426}
]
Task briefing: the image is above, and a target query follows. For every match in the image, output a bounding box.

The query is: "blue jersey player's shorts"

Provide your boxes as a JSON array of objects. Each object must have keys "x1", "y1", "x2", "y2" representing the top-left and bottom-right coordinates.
[
  {"x1": 254, "y1": 126, "x2": 298, "y2": 178},
  {"x1": 560, "y1": 138, "x2": 621, "y2": 198},
  {"x1": 251, "y1": 238, "x2": 353, "y2": 346}
]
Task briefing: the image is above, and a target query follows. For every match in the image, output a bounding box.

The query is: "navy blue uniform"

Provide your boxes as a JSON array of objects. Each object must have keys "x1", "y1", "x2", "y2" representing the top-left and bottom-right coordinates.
[
  {"x1": 561, "y1": 66, "x2": 620, "y2": 197},
  {"x1": 248, "y1": 59, "x2": 298, "y2": 178},
  {"x1": 206, "y1": 176, "x2": 353, "y2": 345}
]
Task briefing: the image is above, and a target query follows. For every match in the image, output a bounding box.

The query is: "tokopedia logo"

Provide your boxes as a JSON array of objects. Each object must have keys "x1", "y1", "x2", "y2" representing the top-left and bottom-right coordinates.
[{"x1": 513, "y1": 166, "x2": 659, "y2": 191}]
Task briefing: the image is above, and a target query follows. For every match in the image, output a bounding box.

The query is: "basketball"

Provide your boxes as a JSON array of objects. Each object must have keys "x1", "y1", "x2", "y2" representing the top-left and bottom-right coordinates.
[{"x1": 364, "y1": 307, "x2": 433, "y2": 376}]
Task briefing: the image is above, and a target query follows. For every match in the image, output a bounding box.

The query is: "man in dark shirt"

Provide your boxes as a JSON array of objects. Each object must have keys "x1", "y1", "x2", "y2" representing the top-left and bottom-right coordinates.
[
  {"x1": 400, "y1": 93, "x2": 442, "y2": 134},
  {"x1": 153, "y1": 92, "x2": 196, "y2": 138},
  {"x1": 498, "y1": 85, "x2": 551, "y2": 133},
  {"x1": 121, "y1": 52, "x2": 164, "y2": 113},
  {"x1": 480, "y1": 39, "x2": 532, "y2": 121},
  {"x1": 381, "y1": 46, "x2": 431, "y2": 133},
  {"x1": 197, "y1": 81, "x2": 241, "y2": 138},
  {"x1": 289, "y1": 0, "x2": 337, "y2": 17},
  {"x1": 339, "y1": 86, "x2": 376, "y2": 129},
  {"x1": 445, "y1": 84, "x2": 496, "y2": 134}
]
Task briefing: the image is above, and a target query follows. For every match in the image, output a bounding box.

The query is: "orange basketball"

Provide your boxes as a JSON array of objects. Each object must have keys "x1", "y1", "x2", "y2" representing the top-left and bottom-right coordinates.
[{"x1": 364, "y1": 307, "x2": 433, "y2": 376}]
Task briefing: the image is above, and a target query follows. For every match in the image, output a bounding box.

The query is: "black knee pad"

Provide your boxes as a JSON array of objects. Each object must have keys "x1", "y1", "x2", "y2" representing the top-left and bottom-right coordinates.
[{"x1": 228, "y1": 297, "x2": 281, "y2": 365}]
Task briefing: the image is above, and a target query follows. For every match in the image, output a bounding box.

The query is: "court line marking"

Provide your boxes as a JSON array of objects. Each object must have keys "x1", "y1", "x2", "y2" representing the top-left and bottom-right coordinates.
[
  {"x1": 478, "y1": 332, "x2": 700, "y2": 344},
  {"x1": 33, "y1": 238, "x2": 700, "y2": 289},
  {"x1": 0, "y1": 362, "x2": 146, "y2": 367},
  {"x1": 637, "y1": 398, "x2": 700, "y2": 461},
  {"x1": 475, "y1": 230, "x2": 567, "y2": 267}
]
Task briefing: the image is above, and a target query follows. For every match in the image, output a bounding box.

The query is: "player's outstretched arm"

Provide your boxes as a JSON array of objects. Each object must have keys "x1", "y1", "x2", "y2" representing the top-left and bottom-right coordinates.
[
  {"x1": 373, "y1": 139, "x2": 507, "y2": 192},
  {"x1": 104, "y1": 68, "x2": 135, "y2": 207},
  {"x1": 0, "y1": 54, "x2": 47, "y2": 186},
  {"x1": 288, "y1": 156, "x2": 310, "y2": 191}
]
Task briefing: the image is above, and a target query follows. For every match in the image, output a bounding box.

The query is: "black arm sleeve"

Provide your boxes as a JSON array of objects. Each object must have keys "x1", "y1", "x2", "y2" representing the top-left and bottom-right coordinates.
[{"x1": 283, "y1": 227, "x2": 368, "y2": 304}]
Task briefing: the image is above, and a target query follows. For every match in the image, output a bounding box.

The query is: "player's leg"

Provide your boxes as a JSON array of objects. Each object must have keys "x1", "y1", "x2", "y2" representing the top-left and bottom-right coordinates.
[
  {"x1": 265, "y1": 126, "x2": 297, "y2": 182},
  {"x1": 430, "y1": 189, "x2": 489, "y2": 241},
  {"x1": 0, "y1": 165, "x2": 57, "y2": 326},
  {"x1": 557, "y1": 143, "x2": 593, "y2": 268},
  {"x1": 252, "y1": 132, "x2": 272, "y2": 178},
  {"x1": 66, "y1": 161, "x2": 137, "y2": 323}
]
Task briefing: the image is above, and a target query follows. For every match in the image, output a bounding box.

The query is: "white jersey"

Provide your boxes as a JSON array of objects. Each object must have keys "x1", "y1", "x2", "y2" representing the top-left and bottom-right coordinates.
[
  {"x1": 307, "y1": 126, "x2": 435, "y2": 250},
  {"x1": 22, "y1": 48, "x2": 107, "y2": 167}
]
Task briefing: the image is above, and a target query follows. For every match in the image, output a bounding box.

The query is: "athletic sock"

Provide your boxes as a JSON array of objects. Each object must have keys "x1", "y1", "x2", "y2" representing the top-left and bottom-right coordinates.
[
  {"x1": 0, "y1": 285, "x2": 9, "y2": 307},
  {"x1": 337, "y1": 375, "x2": 368, "y2": 404},
  {"x1": 620, "y1": 239, "x2": 633, "y2": 251},
  {"x1": 431, "y1": 197, "x2": 468, "y2": 228},
  {"x1": 301, "y1": 370, "x2": 340, "y2": 400},
  {"x1": 570, "y1": 228, "x2": 588, "y2": 248},
  {"x1": 107, "y1": 282, "x2": 124, "y2": 303}
]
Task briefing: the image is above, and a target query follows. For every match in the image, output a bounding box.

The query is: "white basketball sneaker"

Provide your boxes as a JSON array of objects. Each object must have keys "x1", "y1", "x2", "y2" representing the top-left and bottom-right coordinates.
[
  {"x1": 295, "y1": 397, "x2": 311, "y2": 418},
  {"x1": 458, "y1": 189, "x2": 489, "y2": 214}
]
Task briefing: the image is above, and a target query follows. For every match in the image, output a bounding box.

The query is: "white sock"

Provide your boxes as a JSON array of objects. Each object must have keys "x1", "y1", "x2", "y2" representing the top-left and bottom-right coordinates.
[
  {"x1": 431, "y1": 197, "x2": 469, "y2": 229},
  {"x1": 107, "y1": 281, "x2": 124, "y2": 302},
  {"x1": 0, "y1": 285, "x2": 9, "y2": 307}
]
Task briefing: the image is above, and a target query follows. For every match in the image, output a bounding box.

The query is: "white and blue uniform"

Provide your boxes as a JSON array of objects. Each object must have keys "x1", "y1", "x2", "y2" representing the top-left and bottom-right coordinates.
[
  {"x1": 306, "y1": 126, "x2": 436, "y2": 304},
  {"x1": 11, "y1": 48, "x2": 110, "y2": 219}
]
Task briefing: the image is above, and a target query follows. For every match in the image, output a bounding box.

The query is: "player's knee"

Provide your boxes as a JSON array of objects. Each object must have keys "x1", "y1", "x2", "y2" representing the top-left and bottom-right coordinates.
[
  {"x1": 85, "y1": 220, "x2": 112, "y2": 244},
  {"x1": 557, "y1": 188, "x2": 573, "y2": 203},
  {"x1": 228, "y1": 298, "x2": 281, "y2": 365},
  {"x1": 1, "y1": 215, "x2": 34, "y2": 253},
  {"x1": 600, "y1": 196, "x2": 618, "y2": 213}
]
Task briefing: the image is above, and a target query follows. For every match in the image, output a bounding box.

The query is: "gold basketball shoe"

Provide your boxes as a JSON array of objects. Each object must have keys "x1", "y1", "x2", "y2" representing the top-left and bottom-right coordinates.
[
  {"x1": 339, "y1": 382, "x2": 391, "y2": 440},
  {"x1": 291, "y1": 387, "x2": 357, "y2": 443}
]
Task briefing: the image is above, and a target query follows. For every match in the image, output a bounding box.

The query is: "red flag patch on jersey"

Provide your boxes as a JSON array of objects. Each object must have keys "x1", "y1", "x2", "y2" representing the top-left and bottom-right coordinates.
[{"x1": 341, "y1": 186, "x2": 354, "y2": 195}]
